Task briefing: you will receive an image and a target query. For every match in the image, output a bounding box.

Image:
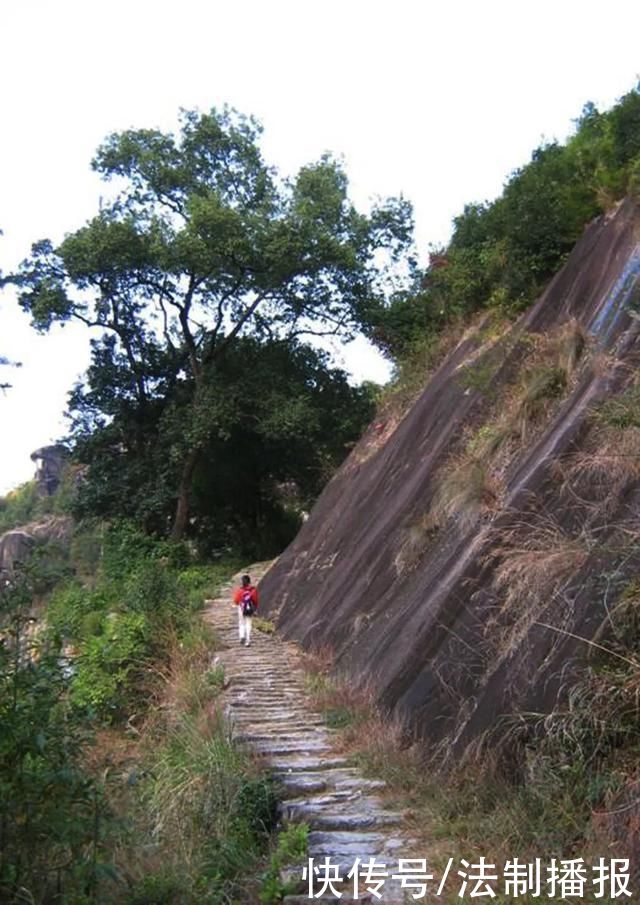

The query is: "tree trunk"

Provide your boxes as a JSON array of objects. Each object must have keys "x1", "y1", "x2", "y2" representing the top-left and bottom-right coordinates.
[{"x1": 170, "y1": 447, "x2": 200, "y2": 541}]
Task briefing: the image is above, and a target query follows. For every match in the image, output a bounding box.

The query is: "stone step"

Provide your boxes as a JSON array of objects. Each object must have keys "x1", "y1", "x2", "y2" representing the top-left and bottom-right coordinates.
[
  {"x1": 301, "y1": 810, "x2": 402, "y2": 831},
  {"x1": 274, "y1": 769, "x2": 360, "y2": 797},
  {"x1": 269, "y1": 755, "x2": 350, "y2": 772},
  {"x1": 273, "y1": 774, "x2": 329, "y2": 795},
  {"x1": 226, "y1": 698, "x2": 301, "y2": 708},
  {"x1": 279, "y1": 791, "x2": 385, "y2": 815},
  {"x1": 286, "y1": 873, "x2": 409, "y2": 902},
  {"x1": 235, "y1": 729, "x2": 332, "y2": 743},
  {"x1": 307, "y1": 830, "x2": 401, "y2": 856},
  {"x1": 332, "y1": 776, "x2": 387, "y2": 793},
  {"x1": 230, "y1": 716, "x2": 326, "y2": 728},
  {"x1": 232, "y1": 698, "x2": 315, "y2": 705},
  {"x1": 226, "y1": 682, "x2": 292, "y2": 691},
  {"x1": 253, "y1": 740, "x2": 333, "y2": 756},
  {"x1": 226, "y1": 709, "x2": 320, "y2": 721}
]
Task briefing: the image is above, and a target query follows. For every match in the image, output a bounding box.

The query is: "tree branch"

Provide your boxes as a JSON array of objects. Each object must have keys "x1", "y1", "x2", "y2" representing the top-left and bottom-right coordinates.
[{"x1": 208, "y1": 292, "x2": 267, "y2": 363}]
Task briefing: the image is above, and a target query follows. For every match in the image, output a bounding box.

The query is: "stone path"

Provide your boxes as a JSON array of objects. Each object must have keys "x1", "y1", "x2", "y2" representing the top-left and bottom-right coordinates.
[{"x1": 204, "y1": 567, "x2": 416, "y2": 904}]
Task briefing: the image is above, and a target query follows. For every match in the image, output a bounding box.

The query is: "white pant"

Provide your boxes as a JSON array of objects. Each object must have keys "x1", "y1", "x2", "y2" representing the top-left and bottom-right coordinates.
[{"x1": 238, "y1": 607, "x2": 252, "y2": 644}]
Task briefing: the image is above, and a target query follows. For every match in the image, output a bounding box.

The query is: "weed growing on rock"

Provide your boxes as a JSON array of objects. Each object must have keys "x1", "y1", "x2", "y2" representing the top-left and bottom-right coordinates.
[{"x1": 259, "y1": 822, "x2": 309, "y2": 903}]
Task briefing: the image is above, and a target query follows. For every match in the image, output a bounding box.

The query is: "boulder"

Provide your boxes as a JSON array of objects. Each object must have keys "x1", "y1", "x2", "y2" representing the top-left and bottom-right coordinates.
[
  {"x1": 0, "y1": 516, "x2": 73, "y2": 576},
  {"x1": 0, "y1": 530, "x2": 35, "y2": 576}
]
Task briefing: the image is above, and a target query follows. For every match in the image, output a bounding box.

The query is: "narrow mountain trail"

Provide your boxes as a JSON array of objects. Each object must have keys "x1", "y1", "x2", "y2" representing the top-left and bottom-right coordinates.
[{"x1": 204, "y1": 566, "x2": 419, "y2": 904}]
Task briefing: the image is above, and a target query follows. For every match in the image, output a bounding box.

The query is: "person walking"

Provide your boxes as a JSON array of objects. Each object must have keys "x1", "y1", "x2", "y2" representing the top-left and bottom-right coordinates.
[{"x1": 233, "y1": 574, "x2": 259, "y2": 647}]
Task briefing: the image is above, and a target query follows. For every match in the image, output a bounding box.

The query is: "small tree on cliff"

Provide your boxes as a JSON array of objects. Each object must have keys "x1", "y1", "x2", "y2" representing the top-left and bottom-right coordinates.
[{"x1": 15, "y1": 107, "x2": 413, "y2": 539}]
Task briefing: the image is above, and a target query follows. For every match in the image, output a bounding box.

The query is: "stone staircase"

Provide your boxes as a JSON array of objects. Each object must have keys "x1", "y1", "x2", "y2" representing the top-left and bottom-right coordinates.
[{"x1": 204, "y1": 566, "x2": 416, "y2": 904}]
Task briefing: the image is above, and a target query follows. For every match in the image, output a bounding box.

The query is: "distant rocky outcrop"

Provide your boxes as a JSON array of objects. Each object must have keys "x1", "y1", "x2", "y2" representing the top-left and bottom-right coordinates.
[
  {"x1": 0, "y1": 516, "x2": 73, "y2": 577},
  {"x1": 30, "y1": 445, "x2": 69, "y2": 498},
  {"x1": 0, "y1": 530, "x2": 36, "y2": 576}
]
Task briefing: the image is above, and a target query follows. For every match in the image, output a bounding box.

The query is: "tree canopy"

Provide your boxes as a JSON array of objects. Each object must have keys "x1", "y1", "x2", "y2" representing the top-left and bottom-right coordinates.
[{"x1": 14, "y1": 106, "x2": 412, "y2": 542}]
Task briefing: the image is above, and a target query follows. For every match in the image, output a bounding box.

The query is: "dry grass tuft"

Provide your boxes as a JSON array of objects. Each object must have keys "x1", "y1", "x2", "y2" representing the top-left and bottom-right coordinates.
[
  {"x1": 394, "y1": 514, "x2": 437, "y2": 574},
  {"x1": 420, "y1": 320, "x2": 590, "y2": 541},
  {"x1": 299, "y1": 642, "x2": 335, "y2": 677},
  {"x1": 429, "y1": 458, "x2": 501, "y2": 530},
  {"x1": 396, "y1": 455, "x2": 502, "y2": 573},
  {"x1": 302, "y1": 647, "x2": 378, "y2": 736},
  {"x1": 508, "y1": 319, "x2": 589, "y2": 438},
  {"x1": 355, "y1": 319, "x2": 476, "y2": 468},
  {"x1": 556, "y1": 317, "x2": 589, "y2": 377},
  {"x1": 486, "y1": 512, "x2": 591, "y2": 652},
  {"x1": 149, "y1": 623, "x2": 221, "y2": 723},
  {"x1": 493, "y1": 523, "x2": 588, "y2": 605},
  {"x1": 556, "y1": 425, "x2": 640, "y2": 517}
]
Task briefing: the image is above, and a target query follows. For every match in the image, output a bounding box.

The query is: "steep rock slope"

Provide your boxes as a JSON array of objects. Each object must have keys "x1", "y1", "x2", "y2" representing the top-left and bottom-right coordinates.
[{"x1": 260, "y1": 198, "x2": 640, "y2": 759}]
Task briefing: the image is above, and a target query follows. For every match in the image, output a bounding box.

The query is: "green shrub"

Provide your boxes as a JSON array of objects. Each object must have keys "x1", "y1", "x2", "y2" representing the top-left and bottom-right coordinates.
[
  {"x1": 123, "y1": 560, "x2": 184, "y2": 618},
  {"x1": 177, "y1": 561, "x2": 243, "y2": 612},
  {"x1": 47, "y1": 582, "x2": 113, "y2": 639},
  {"x1": 259, "y1": 823, "x2": 309, "y2": 903},
  {"x1": 597, "y1": 382, "x2": 640, "y2": 429},
  {"x1": 0, "y1": 480, "x2": 41, "y2": 533},
  {"x1": 71, "y1": 612, "x2": 148, "y2": 718},
  {"x1": 126, "y1": 871, "x2": 191, "y2": 905},
  {"x1": 0, "y1": 575, "x2": 104, "y2": 902},
  {"x1": 363, "y1": 88, "x2": 640, "y2": 368}
]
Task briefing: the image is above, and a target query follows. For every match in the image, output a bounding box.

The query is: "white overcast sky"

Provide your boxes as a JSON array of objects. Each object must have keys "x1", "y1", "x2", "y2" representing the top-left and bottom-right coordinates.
[{"x1": 1, "y1": 0, "x2": 639, "y2": 493}]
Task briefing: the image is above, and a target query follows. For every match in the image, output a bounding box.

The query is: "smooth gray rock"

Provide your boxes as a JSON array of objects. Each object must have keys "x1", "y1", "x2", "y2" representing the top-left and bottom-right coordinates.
[{"x1": 0, "y1": 530, "x2": 35, "y2": 575}]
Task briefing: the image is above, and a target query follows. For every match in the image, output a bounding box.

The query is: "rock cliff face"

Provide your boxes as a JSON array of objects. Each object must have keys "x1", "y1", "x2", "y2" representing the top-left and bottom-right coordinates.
[
  {"x1": 0, "y1": 516, "x2": 73, "y2": 577},
  {"x1": 30, "y1": 446, "x2": 69, "y2": 498},
  {"x1": 0, "y1": 447, "x2": 72, "y2": 577},
  {"x1": 260, "y1": 199, "x2": 640, "y2": 759}
]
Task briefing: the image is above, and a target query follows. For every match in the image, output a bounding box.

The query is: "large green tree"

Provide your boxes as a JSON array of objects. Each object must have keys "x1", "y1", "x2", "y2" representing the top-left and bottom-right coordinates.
[
  {"x1": 15, "y1": 107, "x2": 413, "y2": 538},
  {"x1": 69, "y1": 336, "x2": 375, "y2": 554}
]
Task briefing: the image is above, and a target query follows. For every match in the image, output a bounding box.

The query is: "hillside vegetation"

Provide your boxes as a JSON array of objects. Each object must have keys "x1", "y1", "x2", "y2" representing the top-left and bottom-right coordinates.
[
  {"x1": 3, "y1": 84, "x2": 640, "y2": 901},
  {"x1": 365, "y1": 85, "x2": 640, "y2": 362},
  {"x1": 1, "y1": 508, "x2": 285, "y2": 902}
]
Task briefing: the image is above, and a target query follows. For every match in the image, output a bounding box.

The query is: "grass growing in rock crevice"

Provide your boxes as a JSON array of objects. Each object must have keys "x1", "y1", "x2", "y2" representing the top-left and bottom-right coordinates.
[
  {"x1": 300, "y1": 618, "x2": 640, "y2": 897},
  {"x1": 396, "y1": 320, "x2": 591, "y2": 574}
]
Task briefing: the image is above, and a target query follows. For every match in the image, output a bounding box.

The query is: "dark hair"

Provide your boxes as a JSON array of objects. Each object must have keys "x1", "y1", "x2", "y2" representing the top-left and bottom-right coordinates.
[{"x1": 242, "y1": 574, "x2": 251, "y2": 586}]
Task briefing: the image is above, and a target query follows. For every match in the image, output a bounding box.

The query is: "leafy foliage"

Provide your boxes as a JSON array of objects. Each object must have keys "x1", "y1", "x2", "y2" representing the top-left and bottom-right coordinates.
[
  {"x1": 67, "y1": 336, "x2": 375, "y2": 555},
  {"x1": 259, "y1": 822, "x2": 309, "y2": 903},
  {"x1": 0, "y1": 481, "x2": 41, "y2": 533},
  {"x1": 13, "y1": 106, "x2": 413, "y2": 540},
  {"x1": 44, "y1": 523, "x2": 197, "y2": 720},
  {"x1": 1, "y1": 519, "x2": 271, "y2": 902},
  {"x1": 0, "y1": 569, "x2": 105, "y2": 902},
  {"x1": 366, "y1": 85, "x2": 640, "y2": 360}
]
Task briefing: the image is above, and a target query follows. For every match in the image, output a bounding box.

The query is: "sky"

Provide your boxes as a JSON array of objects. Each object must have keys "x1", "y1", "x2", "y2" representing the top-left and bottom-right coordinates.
[{"x1": 1, "y1": 0, "x2": 640, "y2": 493}]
